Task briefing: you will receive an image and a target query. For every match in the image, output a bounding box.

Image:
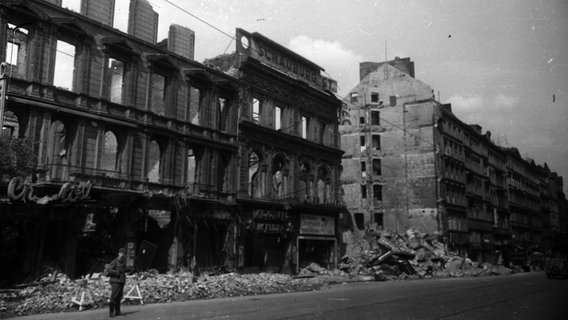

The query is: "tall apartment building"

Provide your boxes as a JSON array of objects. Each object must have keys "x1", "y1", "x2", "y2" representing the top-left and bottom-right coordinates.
[
  {"x1": 340, "y1": 57, "x2": 567, "y2": 263},
  {"x1": 206, "y1": 29, "x2": 344, "y2": 273},
  {"x1": 0, "y1": 0, "x2": 239, "y2": 282}
]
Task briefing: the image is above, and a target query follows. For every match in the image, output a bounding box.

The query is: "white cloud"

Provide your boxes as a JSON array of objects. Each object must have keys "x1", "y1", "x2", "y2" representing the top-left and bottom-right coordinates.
[
  {"x1": 447, "y1": 94, "x2": 484, "y2": 112},
  {"x1": 288, "y1": 35, "x2": 364, "y2": 96},
  {"x1": 493, "y1": 94, "x2": 519, "y2": 109}
]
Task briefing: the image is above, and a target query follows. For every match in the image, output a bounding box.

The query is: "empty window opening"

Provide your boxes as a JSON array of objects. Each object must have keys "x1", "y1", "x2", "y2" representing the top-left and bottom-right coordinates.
[
  {"x1": 389, "y1": 95, "x2": 397, "y2": 106},
  {"x1": 371, "y1": 111, "x2": 380, "y2": 125},
  {"x1": 113, "y1": 0, "x2": 130, "y2": 33},
  {"x1": 275, "y1": 106, "x2": 282, "y2": 130},
  {"x1": 147, "y1": 140, "x2": 161, "y2": 183},
  {"x1": 373, "y1": 184, "x2": 383, "y2": 201},
  {"x1": 5, "y1": 42, "x2": 19, "y2": 65},
  {"x1": 371, "y1": 92, "x2": 379, "y2": 103},
  {"x1": 248, "y1": 152, "x2": 261, "y2": 198},
  {"x1": 301, "y1": 116, "x2": 308, "y2": 139},
  {"x1": 187, "y1": 148, "x2": 196, "y2": 185},
  {"x1": 216, "y1": 154, "x2": 229, "y2": 192},
  {"x1": 101, "y1": 131, "x2": 118, "y2": 173},
  {"x1": 53, "y1": 40, "x2": 76, "y2": 91},
  {"x1": 360, "y1": 135, "x2": 366, "y2": 151},
  {"x1": 372, "y1": 158, "x2": 382, "y2": 175},
  {"x1": 150, "y1": 73, "x2": 165, "y2": 115},
  {"x1": 354, "y1": 213, "x2": 365, "y2": 230},
  {"x1": 218, "y1": 97, "x2": 229, "y2": 131},
  {"x1": 189, "y1": 86, "x2": 201, "y2": 125},
  {"x1": 374, "y1": 212, "x2": 384, "y2": 228},
  {"x1": 2, "y1": 111, "x2": 20, "y2": 138},
  {"x1": 350, "y1": 92, "x2": 358, "y2": 103},
  {"x1": 108, "y1": 58, "x2": 124, "y2": 104},
  {"x1": 298, "y1": 162, "x2": 311, "y2": 201},
  {"x1": 361, "y1": 161, "x2": 366, "y2": 172},
  {"x1": 361, "y1": 184, "x2": 367, "y2": 199},
  {"x1": 372, "y1": 135, "x2": 381, "y2": 150},
  {"x1": 359, "y1": 116, "x2": 365, "y2": 125},
  {"x1": 252, "y1": 98, "x2": 261, "y2": 123},
  {"x1": 272, "y1": 156, "x2": 287, "y2": 199}
]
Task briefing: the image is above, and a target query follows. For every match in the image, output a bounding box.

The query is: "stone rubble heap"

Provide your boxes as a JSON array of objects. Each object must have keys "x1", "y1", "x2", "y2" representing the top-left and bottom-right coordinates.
[
  {"x1": 300, "y1": 228, "x2": 514, "y2": 280},
  {"x1": 0, "y1": 269, "x2": 326, "y2": 317}
]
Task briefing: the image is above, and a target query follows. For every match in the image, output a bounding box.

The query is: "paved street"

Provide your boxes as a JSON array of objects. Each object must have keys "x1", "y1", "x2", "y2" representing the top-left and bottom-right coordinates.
[{"x1": 10, "y1": 272, "x2": 567, "y2": 320}]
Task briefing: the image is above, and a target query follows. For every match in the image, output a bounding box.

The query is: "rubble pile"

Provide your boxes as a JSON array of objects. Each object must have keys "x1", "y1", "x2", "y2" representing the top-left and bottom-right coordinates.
[
  {"x1": 334, "y1": 228, "x2": 514, "y2": 280},
  {"x1": 0, "y1": 269, "x2": 326, "y2": 317}
]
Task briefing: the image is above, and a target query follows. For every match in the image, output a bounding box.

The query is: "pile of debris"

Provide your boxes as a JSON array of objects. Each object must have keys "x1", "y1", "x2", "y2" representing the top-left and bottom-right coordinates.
[
  {"x1": 0, "y1": 269, "x2": 327, "y2": 317},
  {"x1": 301, "y1": 228, "x2": 513, "y2": 280}
]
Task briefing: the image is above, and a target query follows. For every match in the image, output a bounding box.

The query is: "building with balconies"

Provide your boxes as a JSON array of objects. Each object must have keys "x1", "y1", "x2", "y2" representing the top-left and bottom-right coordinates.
[
  {"x1": 0, "y1": 0, "x2": 240, "y2": 282},
  {"x1": 340, "y1": 57, "x2": 567, "y2": 264}
]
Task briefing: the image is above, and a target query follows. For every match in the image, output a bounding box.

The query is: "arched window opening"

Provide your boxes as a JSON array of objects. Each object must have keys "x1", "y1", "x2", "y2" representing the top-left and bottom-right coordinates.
[
  {"x1": 2, "y1": 111, "x2": 20, "y2": 138},
  {"x1": 272, "y1": 155, "x2": 287, "y2": 199},
  {"x1": 216, "y1": 153, "x2": 229, "y2": 192},
  {"x1": 49, "y1": 120, "x2": 68, "y2": 181},
  {"x1": 248, "y1": 151, "x2": 261, "y2": 198},
  {"x1": 317, "y1": 166, "x2": 328, "y2": 204},
  {"x1": 298, "y1": 162, "x2": 311, "y2": 202},
  {"x1": 147, "y1": 140, "x2": 161, "y2": 183},
  {"x1": 101, "y1": 131, "x2": 118, "y2": 174}
]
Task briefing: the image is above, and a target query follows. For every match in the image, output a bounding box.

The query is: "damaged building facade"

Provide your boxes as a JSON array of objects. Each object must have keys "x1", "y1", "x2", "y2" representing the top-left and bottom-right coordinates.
[
  {"x1": 206, "y1": 29, "x2": 344, "y2": 273},
  {"x1": 0, "y1": 0, "x2": 241, "y2": 282},
  {"x1": 340, "y1": 57, "x2": 568, "y2": 264},
  {"x1": 1, "y1": 0, "x2": 345, "y2": 282}
]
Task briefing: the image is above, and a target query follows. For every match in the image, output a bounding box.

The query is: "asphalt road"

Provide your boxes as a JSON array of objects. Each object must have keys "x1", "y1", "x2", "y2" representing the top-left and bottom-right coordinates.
[{"x1": 10, "y1": 272, "x2": 567, "y2": 320}]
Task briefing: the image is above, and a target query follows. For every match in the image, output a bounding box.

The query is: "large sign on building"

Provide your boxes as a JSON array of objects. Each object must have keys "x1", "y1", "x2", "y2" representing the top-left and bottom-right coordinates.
[
  {"x1": 300, "y1": 214, "x2": 335, "y2": 236},
  {"x1": 236, "y1": 28, "x2": 337, "y2": 93}
]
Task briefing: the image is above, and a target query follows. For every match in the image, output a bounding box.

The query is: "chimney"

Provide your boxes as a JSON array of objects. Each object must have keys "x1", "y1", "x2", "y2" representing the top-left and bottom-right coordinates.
[
  {"x1": 128, "y1": 0, "x2": 159, "y2": 44},
  {"x1": 168, "y1": 25, "x2": 195, "y2": 60},
  {"x1": 83, "y1": 0, "x2": 115, "y2": 26}
]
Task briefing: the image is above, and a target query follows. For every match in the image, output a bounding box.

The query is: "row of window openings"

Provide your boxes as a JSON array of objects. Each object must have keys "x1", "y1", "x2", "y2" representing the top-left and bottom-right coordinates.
[
  {"x1": 350, "y1": 92, "x2": 397, "y2": 106},
  {"x1": 45, "y1": 121, "x2": 199, "y2": 185},
  {"x1": 360, "y1": 159, "x2": 382, "y2": 176},
  {"x1": 253, "y1": 98, "x2": 326, "y2": 141},
  {"x1": 5, "y1": 36, "x2": 230, "y2": 128},
  {"x1": 359, "y1": 111, "x2": 381, "y2": 125},
  {"x1": 353, "y1": 212, "x2": 384, "y2": 230},
  {"x1": 360, "y1": 135, "x2": 381, "y2": 150},
  {"x1": 360, "y1": 184, "x2": 383, "y2": 201}
]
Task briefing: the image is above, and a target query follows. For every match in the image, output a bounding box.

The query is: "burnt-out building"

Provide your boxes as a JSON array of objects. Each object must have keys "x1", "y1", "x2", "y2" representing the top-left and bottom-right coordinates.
[
  {"x1": 206, "y1": 29, "x2": 344, "y2": 273},
  {"x1": 0, "y1": 0, "x2": 240, "y2": 283}
]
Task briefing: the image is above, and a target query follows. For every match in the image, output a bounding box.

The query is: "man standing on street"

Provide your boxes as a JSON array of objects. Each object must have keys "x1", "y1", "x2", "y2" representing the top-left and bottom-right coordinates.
[{"x1": 105, "y1": 247, "x2": 126, "y2": 317}]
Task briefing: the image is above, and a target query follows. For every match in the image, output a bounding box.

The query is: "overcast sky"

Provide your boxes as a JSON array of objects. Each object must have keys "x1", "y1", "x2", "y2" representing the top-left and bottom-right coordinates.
[{"x1": 66, "y1": 0, "x2": 568, "y2": 191}]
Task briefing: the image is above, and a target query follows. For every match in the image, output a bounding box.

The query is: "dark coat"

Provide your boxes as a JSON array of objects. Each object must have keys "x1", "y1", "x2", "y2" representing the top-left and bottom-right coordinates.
[{"x1": 106, "y1": 256, "x2": 126, "y2": 284}]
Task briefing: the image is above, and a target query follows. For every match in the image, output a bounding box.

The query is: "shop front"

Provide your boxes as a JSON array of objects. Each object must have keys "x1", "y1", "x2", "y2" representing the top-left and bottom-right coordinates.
[
  {"x1": 238, "y1": 205, "x2": 293, "y2": 273},
  {"x1": 296, "y1": 213, "x2": 337, "y2": 273}
]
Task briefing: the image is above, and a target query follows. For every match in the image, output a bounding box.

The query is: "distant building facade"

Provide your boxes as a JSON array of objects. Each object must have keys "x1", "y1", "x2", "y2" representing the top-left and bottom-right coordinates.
[{"x1": 339, "y1": 57, "x2": 568, "y2": 263}]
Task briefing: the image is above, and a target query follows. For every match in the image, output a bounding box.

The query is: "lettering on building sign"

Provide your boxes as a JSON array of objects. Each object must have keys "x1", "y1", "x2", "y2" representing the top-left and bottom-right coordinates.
[
  {"x1": 300, "y1": 214, "x2": 335, "y2": 236},
  {"x1": 237, "y1": 29, "x2": 337, "y2": 93},
  {"x1": 255, "y1": 222, "x2": 283, "y2": 234},
  {"x1": 7, "y1": 176, "x2": 92, "y2": 204},
  {"x1": 252, "y1": 209, "x2": 290, "y2": 221}
]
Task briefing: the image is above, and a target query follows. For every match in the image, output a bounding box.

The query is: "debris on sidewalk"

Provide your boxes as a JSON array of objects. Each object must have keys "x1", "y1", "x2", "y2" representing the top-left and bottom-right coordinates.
[{"x1": 0, "y1": 269, "x2": 327, "y2": 318}]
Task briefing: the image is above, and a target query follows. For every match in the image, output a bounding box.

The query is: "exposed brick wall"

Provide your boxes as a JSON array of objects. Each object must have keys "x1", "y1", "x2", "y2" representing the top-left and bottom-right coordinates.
[
  {"x1": 168, "y1": 24, "x2": 195, "y2": 60},
  {"x1": 83, "y1": 0, "x2": 115, "y2": 26},
  {"x1": 128, "y1": 0, "x2": 158, "y2": 44}
]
